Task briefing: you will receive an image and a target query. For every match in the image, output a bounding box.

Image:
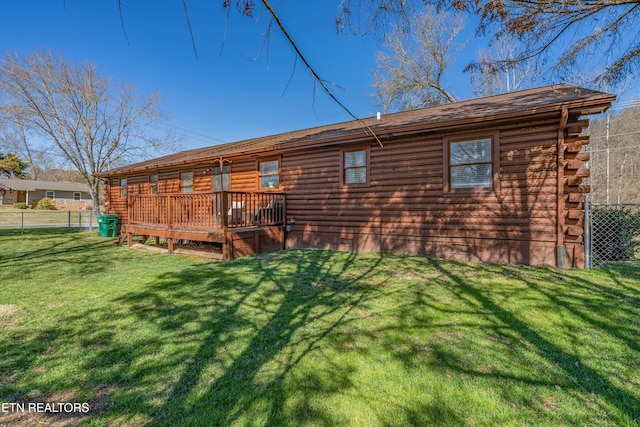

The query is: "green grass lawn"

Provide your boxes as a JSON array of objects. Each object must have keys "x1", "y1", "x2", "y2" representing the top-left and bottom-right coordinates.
[{"x1": 0, "y1": 230, "x2": 638, "y2": 426}]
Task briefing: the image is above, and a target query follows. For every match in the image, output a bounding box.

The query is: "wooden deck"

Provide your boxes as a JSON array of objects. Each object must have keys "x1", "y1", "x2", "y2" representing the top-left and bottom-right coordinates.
[{"x1": 122, "y1": 191, "x2": 285, "y2": 259}]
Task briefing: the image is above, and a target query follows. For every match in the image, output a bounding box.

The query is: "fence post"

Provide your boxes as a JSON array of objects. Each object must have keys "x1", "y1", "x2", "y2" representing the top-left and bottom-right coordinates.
[
  {"x1": 89, "y1": 210, "x2": 93, "y2": 231},
  {"x1": 68, "y1": 210, "x2": 71, "y2": 228},
  {"x1": 584, "y1": 195, "x2": 592, "y2": 268},
  {"x1": 21, "y1": 211, "x2": 24, "y2": 234}
]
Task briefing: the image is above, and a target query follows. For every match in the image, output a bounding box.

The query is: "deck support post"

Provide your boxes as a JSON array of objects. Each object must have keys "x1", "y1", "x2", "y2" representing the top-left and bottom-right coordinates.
[
  {"x1": 167, "y1": 238, "x2": 174, "y2": 254},
  {"x1": 254, "y1": 229, "x2": 260, "y2": 254},
  {"x1": 281, "y1": 226, "x2": 286, "y2": 251},
  {"x1": 223, "y1": 235, "x2": 232, "y2": 261}
]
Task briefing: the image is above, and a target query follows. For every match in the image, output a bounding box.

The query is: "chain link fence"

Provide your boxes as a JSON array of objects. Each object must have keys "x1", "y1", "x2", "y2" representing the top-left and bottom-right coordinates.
[
  {"x1": 585, "y1": 198, "x2": 640, "y2": 267},
  {"x1": 0, "y1": 209, "x2": 96, "y2": 233}
]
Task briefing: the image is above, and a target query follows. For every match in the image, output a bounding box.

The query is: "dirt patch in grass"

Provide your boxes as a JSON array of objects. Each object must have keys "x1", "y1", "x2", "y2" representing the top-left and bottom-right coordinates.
[
  {"x1": 0, "y1": 304, "x2": 20, "y2": 330},
  {"x1": 0, "y1": 386, "x2": 113, "y2": 427},
  {"x1": 0, "y1": 304, "x2": 18, "y2": 317},
  {"x1": 132, "y1": 241, "x2": 223, "y2": 260}
]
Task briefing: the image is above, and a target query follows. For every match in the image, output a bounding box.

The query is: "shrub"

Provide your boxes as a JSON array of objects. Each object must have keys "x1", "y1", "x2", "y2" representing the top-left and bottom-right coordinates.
[
  {"x1": 35, "y1": 197, "x2": 57, "y2": 210},
  {"x1": 83, "y1": 202, "x2": 93, "y2": 210},
  {"x1": 12, "y1": 202, "x2": 28, "y2": 209},
  {"x1": 592, "y1": 206, "x2": 640, "y2": 261}
]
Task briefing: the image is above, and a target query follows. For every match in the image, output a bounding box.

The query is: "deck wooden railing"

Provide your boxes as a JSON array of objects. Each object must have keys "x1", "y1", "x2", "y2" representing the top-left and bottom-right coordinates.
[{"x1": 128, "y1": 191, "x2": 285, "y2": 231}]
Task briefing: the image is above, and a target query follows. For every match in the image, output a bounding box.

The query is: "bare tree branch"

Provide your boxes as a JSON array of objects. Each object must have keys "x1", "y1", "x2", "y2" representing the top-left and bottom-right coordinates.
[
  {"x1": 0, "y1": 50, "x2": 175, "y2": 213},
  {"x1": 181, "y1": 0, "x2": 199, "y2": 59},
  {"x1": 372, "y1": 7, "x2": 466, "y2": 112},
  {"x1": 260, "y1": 0, "x2": 383, "y2": 145}
]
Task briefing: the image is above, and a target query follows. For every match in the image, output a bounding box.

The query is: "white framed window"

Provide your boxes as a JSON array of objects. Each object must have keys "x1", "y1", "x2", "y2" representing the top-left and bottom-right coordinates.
[
  {"x1": 45, "y1": 191, "x2": 55, "y2": 199},
  {"x1": 450, "y1": 138, "x2": 493, "y2": 188},
  {"x1": 259, "y1": 159, "x2": 280, "y2": 189},
  {"x1": 341, "y1": 147, "x2": 370, "y2": 187},
  {"x1": 73, "y1": 192, "x2": 81, "y2": 201},
  {"x1": 445, "y1": 133, "x2": 499, "y2": 192}
]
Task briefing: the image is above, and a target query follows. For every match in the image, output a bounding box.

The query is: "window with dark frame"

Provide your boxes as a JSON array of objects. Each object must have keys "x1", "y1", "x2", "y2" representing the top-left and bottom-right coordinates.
[
  {"x1": 259, "y1": 159, "x2": 279, "y2": 189},
  {"x1": 150, "y1": 175, "x2": 159, "y2": 194},
  {"x1": 448, "y1": 137, "x2": 493, "y2": 189},
  {"x1": 212, "y1": 165, "x2": 231, "y2": 192},
  {"x1": 180, "y1": 172, "x2": 194, "y2": 193},
  {"x1": 343, "y1": 148, "x2": 368, "y2": 185},
  {"x1": 120, "y1": 179, "x2": 127, "y2": 197}
]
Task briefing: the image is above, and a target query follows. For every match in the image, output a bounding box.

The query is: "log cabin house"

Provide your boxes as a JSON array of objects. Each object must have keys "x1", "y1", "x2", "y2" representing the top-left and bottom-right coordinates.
[{"x1": 97, "y1": 84, "x2": 615, "y2": 267}]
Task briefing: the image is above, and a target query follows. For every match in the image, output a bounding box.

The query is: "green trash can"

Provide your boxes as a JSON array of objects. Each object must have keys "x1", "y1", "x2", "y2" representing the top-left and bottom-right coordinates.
[{"x1": 97, "y1": 214, "x2": 120, "y2": 237}]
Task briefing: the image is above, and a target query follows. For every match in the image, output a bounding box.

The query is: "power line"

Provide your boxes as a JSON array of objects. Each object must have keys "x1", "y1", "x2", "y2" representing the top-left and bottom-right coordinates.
[
  {"x1": 590, "y1": 129, "x2": 640, "y2": 138},
  {"x1": 158, "y1": 122, "x2": 227, "y2": 145},
  {"x1": 589, "y1": 145, "x2": 640, "y2": 152},
  {"x1": 609, "y1": 99, "x2": 640, "y2": 110}
]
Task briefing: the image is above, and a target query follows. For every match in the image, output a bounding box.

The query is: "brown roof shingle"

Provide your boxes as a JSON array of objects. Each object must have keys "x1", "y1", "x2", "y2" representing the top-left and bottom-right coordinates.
[{"x1": 99, "y1": 84, "x2": 615, "y2": 177}]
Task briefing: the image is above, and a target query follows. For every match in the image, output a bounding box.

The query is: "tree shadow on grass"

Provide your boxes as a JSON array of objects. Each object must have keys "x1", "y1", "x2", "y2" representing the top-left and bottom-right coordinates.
[
  {"x1": 0, "y1": 229, "x2": 116, "y2": 277},
  {"x1": 423, "y1": 258, "x2": 640, "y2": 424},
  {"x1": 130, "y1": 250, "x2": 386, "y2": 426},
  {"x1": 4, "y1": 245, "x2": 637, "y2": 425},
  {"x1": 22, "y1": 249, "x2": 392, "y2": 425}
]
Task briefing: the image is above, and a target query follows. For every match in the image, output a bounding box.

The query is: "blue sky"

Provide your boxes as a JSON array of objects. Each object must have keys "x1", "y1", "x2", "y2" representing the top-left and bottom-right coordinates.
[
  {"x1": 3, "y1": 1, "x2": 624, "y2": 152},
  {"x1": 1, "y1": 1, "x2": 492, "y2": 151}
]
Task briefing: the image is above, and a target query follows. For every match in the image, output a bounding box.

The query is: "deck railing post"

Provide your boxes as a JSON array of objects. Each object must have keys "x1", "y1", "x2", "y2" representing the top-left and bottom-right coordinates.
[
  {"x1": 282, "y1": 193, "x2": 286, "y2": 226},
  {"x1": 221, "y1": 191, "x2": 232, "y2": 260},
  {"x1": 167, "y1": 195, "x2": 173, "y2": 230},
  {"x1": 127, "y1": 194, "x2": 132, "y2": 229},
  {"x1": 221, "y1": 191, "x2": 229, "y2": 232}
]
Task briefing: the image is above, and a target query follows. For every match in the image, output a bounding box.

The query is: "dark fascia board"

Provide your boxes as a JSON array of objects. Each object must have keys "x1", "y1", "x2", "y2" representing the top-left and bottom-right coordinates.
[{"x1": 96, "y1": 90, "x2": 616, "y2": 178}]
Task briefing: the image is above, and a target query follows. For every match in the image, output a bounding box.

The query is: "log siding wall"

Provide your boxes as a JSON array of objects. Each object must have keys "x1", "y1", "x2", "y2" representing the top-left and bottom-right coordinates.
[
  {"x1": 104, "y1": 111, "x2": 592, "y2": 267},
  {"x1": 282, "y1": 115, "x2": 588, "y2": 267}
]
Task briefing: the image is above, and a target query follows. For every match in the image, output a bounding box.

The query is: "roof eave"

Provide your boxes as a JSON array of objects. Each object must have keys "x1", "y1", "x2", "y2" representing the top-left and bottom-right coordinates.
[{"x1": 96, "y1": 90, "x2": 616, "y2": 178}]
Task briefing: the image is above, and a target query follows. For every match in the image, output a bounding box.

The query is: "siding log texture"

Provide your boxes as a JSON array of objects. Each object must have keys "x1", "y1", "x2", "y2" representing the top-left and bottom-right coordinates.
[
  {"x1": 98, "y1": 85, "x2": 615, "y2": 267},
  {"x1": 283, "y1": 119, "x2": 562, "y2": 266}
]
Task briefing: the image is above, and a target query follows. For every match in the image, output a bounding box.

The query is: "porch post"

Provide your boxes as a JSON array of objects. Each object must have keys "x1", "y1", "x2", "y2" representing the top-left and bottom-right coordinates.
[
  {"x1": 281, "y1": 193, "x2": 287, "y2": 250},
  {"x1": 167, "y1": 195, "x2": 173, "y2": 231},
  {"x1": 221, "y1": 191, "x2": 232, "y2": 261}
]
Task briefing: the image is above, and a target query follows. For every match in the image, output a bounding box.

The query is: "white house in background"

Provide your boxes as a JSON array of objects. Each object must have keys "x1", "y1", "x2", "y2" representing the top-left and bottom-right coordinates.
[{"x1": 0, "y1": 178, "x2": 90, "y2": 209}]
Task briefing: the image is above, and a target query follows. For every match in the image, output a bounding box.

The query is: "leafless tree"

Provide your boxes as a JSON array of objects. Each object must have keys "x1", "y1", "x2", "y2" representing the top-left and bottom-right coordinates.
[
  {"x1": 0, "y1": 50, "x2": 174, "y2": 213},
  {"x1": 467, "y1": 34, "x2": 537, "y2": 97},
  {"x1": 588, "y1": 102, "x2": 640, "y2": 204},
  {"x1": 372, "y1": 7, "x2": 466, "y2": 113},
  {"x1": 338, "y1": 0, "x2": 640, "y2": 88},
  {"x1": 477, "y1": 0, "x2": 640, "y2": 87},
  {"x1": 0, "y1": 108, "x2": 51, "y2": 180}
]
